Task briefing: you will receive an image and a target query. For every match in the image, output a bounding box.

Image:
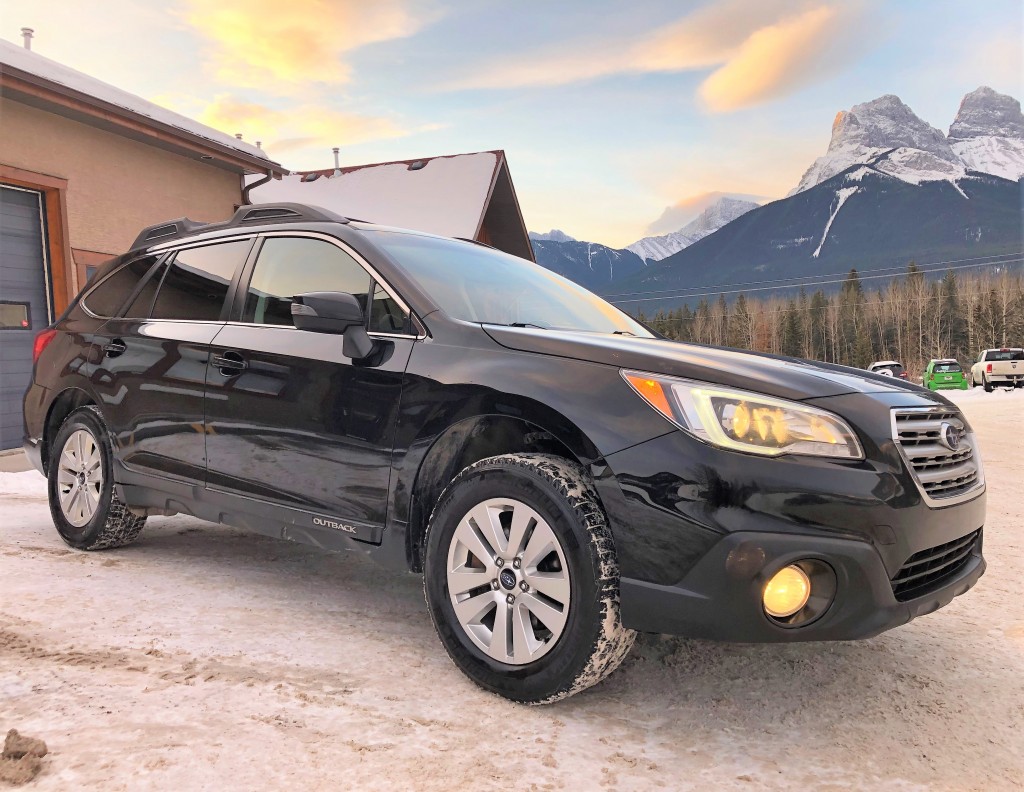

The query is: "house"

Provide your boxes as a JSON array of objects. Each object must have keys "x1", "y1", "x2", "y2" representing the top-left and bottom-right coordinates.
[
  {"x1": 0, "y1": 34, "x2": 283, "y2": 449},
  {"x1": 248, "y1": 150, "x2": 534, "y2": 261}
]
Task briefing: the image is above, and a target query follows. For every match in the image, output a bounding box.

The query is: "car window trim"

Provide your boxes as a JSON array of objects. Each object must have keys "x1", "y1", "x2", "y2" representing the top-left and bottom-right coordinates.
[{"x1": 233, "y1": 230, "x2": 423, "y2": 338}]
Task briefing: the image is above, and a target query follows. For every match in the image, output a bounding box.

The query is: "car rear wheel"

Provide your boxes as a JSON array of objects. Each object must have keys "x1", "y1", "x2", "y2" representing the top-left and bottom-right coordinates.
[
  {"x1": 48, "y1": 406, "x2": 146, "y2": 550},
  {"x1": 983, "y1": 374, "x2": 993, "y2": 393},
  {"x1": 423, "y1": 453, "x2": 635, "y2": 704}
]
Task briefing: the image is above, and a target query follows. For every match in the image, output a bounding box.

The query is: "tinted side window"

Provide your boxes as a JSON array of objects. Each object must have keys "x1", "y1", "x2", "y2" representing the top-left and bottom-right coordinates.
[
  {"x1": 241, "y1": 237, "x2": 371, "y2": 326},
  {"x1": 122, "y1": 260, "x2": 168, "y2": 319},
  {"x1": 82, "y1": 256, "x2": 159, "y2": 317},
  {"x1": 152, "y1": 240, "x2": 252, "y2": 321},
  {"x1": 368, "y1": 281, "x2": 413, "y2": 334}
]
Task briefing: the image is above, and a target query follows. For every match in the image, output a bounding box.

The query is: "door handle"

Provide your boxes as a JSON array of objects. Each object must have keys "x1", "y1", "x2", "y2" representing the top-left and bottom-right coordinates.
[
  {"x1": 212, "y1": 351, "x2": 248, "y2": 375},
  {"x1": 103, "y1": 339, "x2": 127, "y2": 358}
]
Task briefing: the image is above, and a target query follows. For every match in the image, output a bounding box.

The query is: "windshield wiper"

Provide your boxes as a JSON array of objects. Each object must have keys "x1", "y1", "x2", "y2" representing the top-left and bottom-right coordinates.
[
  {"x1": 612, "y1": 330, "x2": 636, "y2": 336},
  {"x1": 505, "y1": 322, "x2": 547, "y2": 329}
]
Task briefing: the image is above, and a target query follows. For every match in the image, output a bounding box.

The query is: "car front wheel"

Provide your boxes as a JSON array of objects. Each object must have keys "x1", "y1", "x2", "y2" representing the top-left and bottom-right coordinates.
[{"x1": 423, "y1": 453, "x2": 635, "y2": 704}]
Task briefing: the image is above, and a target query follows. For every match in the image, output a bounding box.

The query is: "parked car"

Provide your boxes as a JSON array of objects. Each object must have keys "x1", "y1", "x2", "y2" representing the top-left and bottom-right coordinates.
[
  {"x1": 970, "y1": 348, "x2": 1024, "y2": 391},
  {"x1": 924, "y1": 359, "x2": 969, "y2": 390},
  {"x1": 23, "y1": 204, "x2": 987, "y2": 703},
  {"x1": 867, "y1": 360, "x2": 909, "y2": 380}
]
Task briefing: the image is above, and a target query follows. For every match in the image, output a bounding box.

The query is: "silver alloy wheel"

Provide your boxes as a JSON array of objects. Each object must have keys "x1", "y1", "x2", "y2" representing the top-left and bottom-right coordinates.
[
  {"x1": 56, "y1": 429, "x2": 103, "y2": 528},
  {"x1": 446, "y1": 497, "x2": 571, "y2": 665}
]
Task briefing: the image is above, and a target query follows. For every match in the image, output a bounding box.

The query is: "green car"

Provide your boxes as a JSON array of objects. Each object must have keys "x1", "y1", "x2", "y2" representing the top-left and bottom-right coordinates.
[{"x1": 924, "y1": 358, "x2": 969, "y2": 390}]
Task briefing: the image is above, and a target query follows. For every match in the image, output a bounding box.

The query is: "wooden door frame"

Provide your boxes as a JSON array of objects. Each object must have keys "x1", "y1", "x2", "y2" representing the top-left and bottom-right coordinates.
[{"x1": 0, "y1": 164, "x2": 74, "y2": 318}]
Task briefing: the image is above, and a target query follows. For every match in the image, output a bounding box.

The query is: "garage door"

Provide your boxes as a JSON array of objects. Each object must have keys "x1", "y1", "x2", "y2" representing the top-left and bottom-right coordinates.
[{"x1": 0, "y1": 185, "x2": 51, "y2": 450}]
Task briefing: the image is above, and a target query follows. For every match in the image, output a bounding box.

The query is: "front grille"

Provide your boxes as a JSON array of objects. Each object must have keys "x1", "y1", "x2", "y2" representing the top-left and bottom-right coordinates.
[
  {"x1": 892, "y1": 408, "x2": 982, "y2": 504},
  {"x1": 891, "y1": 529, "x2": 981, "y2": 601}
]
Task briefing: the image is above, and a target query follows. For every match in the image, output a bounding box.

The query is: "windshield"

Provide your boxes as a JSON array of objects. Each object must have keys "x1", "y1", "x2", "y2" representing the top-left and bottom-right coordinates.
[
  {"x1": 872, "y1": 363, "x2": 903, "y2": 375},
  {"x1": 935, "y1": 363, "x2": 961, "y2": 373},
  {"x1": 986, "y1": 350, "x2": 1024, "y2": 361},
  {"x1": 365, "y1": 230, "x2": 652, "y2": 337}
]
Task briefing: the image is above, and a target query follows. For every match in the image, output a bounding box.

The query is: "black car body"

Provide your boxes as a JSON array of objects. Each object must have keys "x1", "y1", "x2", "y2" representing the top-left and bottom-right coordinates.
[{"x1": 23, "y1": 204, "x2": 986, "y2": 702}]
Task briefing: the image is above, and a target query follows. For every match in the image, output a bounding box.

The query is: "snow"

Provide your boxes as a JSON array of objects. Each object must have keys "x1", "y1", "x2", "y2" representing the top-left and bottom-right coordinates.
[
  {"x1": 2, "y1": 392, "x2": 1022, "y2": 789},
  {"x1": 626, "y1": 198, "x2": 758, "y2": 262},
  {"x1": 812, "y1": 187, "x2": 858, "y2": 257},
  {"x1": 0, "y1": 39, "x2": 272, "y2": 165},
  {"x1": 791, "y1": 88, "x2": 1024, "y2": 194},
  {"x1": 951, "y1": 136, "x2": 1024, "y2": 182},
  {"x1": 249, "y1": 153, "x2": 499, "y2": 239}
]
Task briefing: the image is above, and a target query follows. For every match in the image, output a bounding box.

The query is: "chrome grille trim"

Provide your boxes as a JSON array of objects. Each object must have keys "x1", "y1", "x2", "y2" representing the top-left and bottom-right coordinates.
[{"x1": 891, "y1": 406, "x2": 985, "y2": 507}]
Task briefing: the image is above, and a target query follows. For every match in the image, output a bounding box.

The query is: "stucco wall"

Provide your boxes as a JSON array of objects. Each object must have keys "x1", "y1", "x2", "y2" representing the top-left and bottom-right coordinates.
[{"x1": 0, "y1": 96, "x2": 242, "y2": 256}]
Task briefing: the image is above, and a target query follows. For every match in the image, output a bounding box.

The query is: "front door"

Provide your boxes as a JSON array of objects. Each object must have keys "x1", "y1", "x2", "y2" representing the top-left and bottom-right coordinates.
[{"x1": 203, "y1": 235, "x2": 415, "y2": 538}]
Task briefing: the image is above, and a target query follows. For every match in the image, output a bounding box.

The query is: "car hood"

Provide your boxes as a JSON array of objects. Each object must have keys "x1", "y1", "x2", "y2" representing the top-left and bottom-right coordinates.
[{"x1": 483, "y1": 326, "x2": 918, "y2": 401}]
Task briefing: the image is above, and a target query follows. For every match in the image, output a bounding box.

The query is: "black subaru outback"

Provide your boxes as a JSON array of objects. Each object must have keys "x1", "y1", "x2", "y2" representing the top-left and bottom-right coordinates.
[{"x1": 23, "y1": 203, "x2": 986, "y2": 703}]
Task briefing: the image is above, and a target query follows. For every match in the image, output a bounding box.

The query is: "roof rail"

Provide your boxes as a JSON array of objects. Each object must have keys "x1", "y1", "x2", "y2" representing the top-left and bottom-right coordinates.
[{"x1": 129, "y1": 203, "x2": 352, "y2": 251}]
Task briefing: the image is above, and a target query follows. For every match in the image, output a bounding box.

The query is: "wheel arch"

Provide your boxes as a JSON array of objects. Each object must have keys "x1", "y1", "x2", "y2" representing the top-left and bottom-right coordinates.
[
  {"x1": 403, "y1": 408, "x2": 602, "y2": 573},
  {"x1": 41, "y1": 387, "x2": 97, "y2": 473}
]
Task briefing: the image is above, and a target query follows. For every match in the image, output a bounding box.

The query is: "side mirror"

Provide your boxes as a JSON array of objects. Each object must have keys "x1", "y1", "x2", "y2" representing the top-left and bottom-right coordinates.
[{"x1": 291, "y1": 292, "x2": 375, "y2": 359}]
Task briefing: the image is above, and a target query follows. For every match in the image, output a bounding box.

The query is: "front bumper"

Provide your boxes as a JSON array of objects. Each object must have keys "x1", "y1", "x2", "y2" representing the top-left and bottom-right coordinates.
[{"x1": 619, "y1": 528, "x2": 985, "y2": 640}]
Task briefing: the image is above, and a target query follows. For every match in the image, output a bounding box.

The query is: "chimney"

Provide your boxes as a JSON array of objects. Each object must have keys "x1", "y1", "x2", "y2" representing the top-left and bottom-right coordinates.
[
  {"x1": 255, "y1": 141, "x2": 262, "y2": 150},
  {"x1": 332, "y1": 147, "x2": 341, "y2": 176},
  {"x1": 21, "y1": 28, "x2": 34, "y2": 50}
]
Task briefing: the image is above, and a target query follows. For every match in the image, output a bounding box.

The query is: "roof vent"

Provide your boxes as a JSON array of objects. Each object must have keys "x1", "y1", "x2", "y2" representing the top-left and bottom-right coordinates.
[
  {"x1": 144, "y1": 223, "x2": 180, "y2": 241},
  {"x1": 240, "y1": 207, "x2": 302, "y2": 222},
  {"x1": 21, "y1": 28, "x2": 33, "y2": 50},
  {"x1": 408, "y1": 160, "x2": 426, "y2": 171}
]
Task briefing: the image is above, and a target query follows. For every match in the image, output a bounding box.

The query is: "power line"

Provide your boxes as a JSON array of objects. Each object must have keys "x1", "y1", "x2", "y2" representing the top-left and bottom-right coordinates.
[
  {"x1": 601, "y1": 251, "x2": 1024, "y2": 302},
  {"x1": 645, "y1": 289, "x2": 1010, "y2": 321},
  {"x1": 613, "y1": 256, "x2": 1023, "y2": 305}
]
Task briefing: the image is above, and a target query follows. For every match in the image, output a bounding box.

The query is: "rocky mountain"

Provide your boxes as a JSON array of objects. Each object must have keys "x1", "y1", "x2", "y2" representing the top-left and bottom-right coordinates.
[
  {"x1": 794, "y1": 87, "x2": 1024, "y2": 194},
  {"x1": 607, "y1": 88, "x2": 1024, "y2": 313},
  {"x1": 529, "y1": 239, "x2": 646, "y2": 291},
  {"x1": 625, "y1": 197, "x2": 759, "y2": 262},
  {"x1": 948, "y1": 87, "x2": 1024, "y2": 182},
  {"x1": 793, "y1": 95, "x2": 965, "y2": 193},
  {"x1": 528, "y1": 229, "x2": 577, "y2": 243}
]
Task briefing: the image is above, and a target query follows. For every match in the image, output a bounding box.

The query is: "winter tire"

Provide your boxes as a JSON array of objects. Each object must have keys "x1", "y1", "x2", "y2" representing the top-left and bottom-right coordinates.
[
  {"x1": 983, "y1": 375, "x2": 993, "y2": 393},
  {"x1": 423, "y1": 453, "x2": 635, "y2": 704},
  {"x1": 48, "y1": 406, "x2": 146, "y2": 551}
]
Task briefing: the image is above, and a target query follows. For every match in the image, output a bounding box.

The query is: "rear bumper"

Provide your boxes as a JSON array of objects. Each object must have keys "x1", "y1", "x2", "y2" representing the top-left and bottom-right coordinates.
[{"x1": 620, "y1": 528, "x2": 985, "y2": 641}]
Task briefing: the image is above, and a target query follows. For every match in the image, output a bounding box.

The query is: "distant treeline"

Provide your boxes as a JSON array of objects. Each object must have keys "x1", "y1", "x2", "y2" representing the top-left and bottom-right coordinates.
[{"x1": 632, "y1": 265, "x2": 1024, "y2": 377}]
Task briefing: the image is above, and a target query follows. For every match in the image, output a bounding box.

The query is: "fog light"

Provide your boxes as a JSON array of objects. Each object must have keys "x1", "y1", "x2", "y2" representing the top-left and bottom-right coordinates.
[{"x1": 763, "y1": 565, "x2": 811, "y2": 618}]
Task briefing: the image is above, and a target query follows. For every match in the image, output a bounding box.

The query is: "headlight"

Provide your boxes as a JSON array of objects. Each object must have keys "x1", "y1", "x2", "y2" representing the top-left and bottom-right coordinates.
[{"x1": 622, "y1": 370, "x2": 863, "y2": 459}]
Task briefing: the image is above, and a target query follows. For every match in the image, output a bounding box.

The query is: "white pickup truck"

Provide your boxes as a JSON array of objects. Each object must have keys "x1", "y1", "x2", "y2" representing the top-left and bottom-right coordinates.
[{"x1": 970, "y1": 348, "x2": 1024, "y2": 391}]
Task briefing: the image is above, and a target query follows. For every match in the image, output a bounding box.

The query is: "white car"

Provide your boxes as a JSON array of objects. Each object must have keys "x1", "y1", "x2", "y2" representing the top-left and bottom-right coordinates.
[
  {"x1": 867, "y1": 360, "x2": 908, "y2": 380},
  {"x1": 970, "y1": 348, "x2": 1024, "y2": 391}
]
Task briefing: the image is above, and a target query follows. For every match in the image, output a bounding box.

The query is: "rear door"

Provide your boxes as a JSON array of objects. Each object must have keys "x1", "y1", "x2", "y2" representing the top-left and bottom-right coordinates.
[
  {"x1": 88, "y1": 237, "x2": 254, "y2": 481},
  {"x1": 203, "y1": 233, "x2": 417, "y2": 540}
]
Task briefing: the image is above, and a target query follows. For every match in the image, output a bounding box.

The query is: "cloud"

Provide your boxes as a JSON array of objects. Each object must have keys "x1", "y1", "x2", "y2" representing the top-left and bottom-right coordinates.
[
  {"x1": 159, "y1": 93, "x2": 434, "y2": 159},
  {"x1": 698, "y1": 5, "x2": 858, "y2": 112},
  {"x1": 181, "y1": 0, "x2": 434, "y2": 91},
  {"x1": 442, "y1": 1, "x2": 867, "y2": 112},
  {"x1": 646, "y1": 191, "x2": 768, "y2": 236}
]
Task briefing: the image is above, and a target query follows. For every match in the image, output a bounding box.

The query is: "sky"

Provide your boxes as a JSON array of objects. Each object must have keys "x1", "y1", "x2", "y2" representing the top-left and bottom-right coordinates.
[{"x1": 2, "y1": 0, "x2": 1022, "y2": 247}]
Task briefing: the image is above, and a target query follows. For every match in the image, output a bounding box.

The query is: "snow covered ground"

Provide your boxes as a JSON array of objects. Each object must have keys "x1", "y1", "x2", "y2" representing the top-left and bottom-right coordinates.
[{"x1": 1, "y1": 389, "x2": 1022, "y2": 790}]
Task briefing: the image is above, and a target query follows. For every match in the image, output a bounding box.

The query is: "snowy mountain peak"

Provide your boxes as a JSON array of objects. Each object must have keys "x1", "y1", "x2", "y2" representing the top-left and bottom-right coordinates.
[
  {"x1": 949, "y1": 86, "x2": 1024, "y2": 140},
  {"x1": 626, "y1": 197, "x2": 758, "y2": 262},
  {"x1": 528, "y1": 229, "x2": 577, "y2": 243},
  {"x1": 827, "y1": 94, "x2": 955, "y2": 161},
  {"x1": 787, "y1": 89, "x2": 1024, "y2": 194}
]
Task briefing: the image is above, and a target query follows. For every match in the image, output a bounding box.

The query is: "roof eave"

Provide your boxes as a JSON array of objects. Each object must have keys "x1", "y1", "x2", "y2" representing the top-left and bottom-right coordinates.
[{"x1": 0, "y1": 67, "x2": 283, "y2": 176}]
